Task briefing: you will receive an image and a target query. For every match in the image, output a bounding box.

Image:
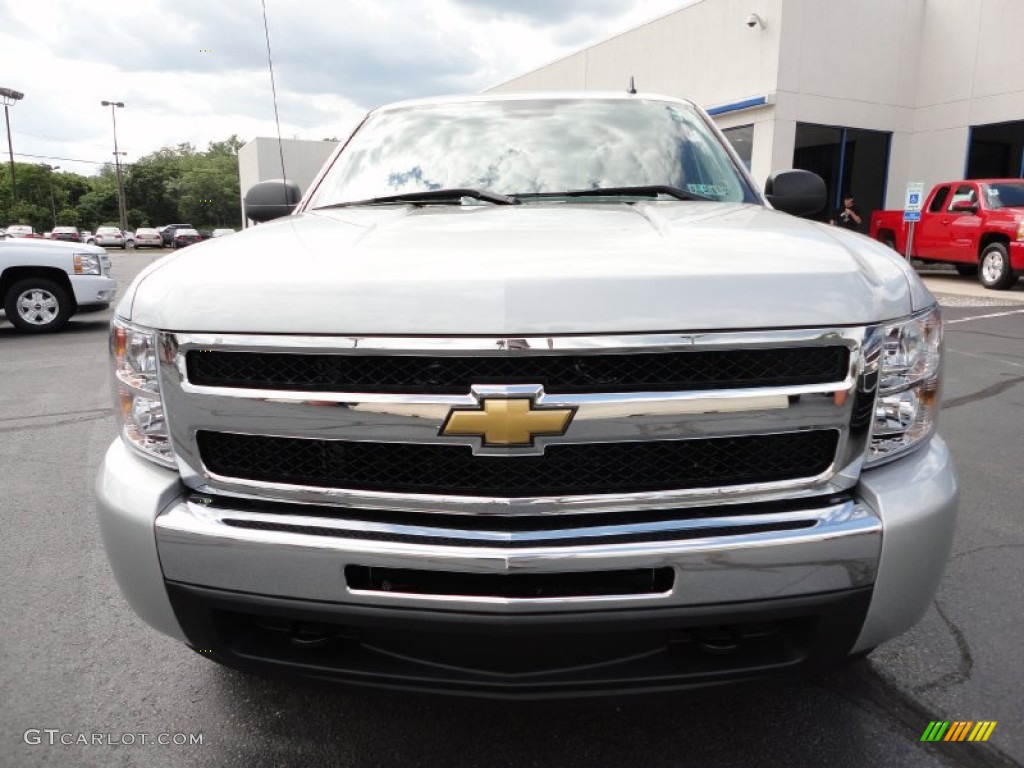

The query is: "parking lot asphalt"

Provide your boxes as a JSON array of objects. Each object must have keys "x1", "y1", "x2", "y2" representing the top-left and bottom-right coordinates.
[{"x1": 1, "y1": 252, "x2": 1022, "y2": 768}]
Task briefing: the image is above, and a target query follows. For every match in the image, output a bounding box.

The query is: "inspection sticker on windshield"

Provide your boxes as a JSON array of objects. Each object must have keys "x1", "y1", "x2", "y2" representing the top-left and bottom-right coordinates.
[{"x1": 687, "y1": 183, "x2": 729, "y2": 197}]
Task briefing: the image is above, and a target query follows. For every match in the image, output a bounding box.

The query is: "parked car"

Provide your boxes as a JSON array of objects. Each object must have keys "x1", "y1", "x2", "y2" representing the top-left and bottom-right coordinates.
[
  {"x1": 5, "y1": 224, "x2": 35, "y2": 238},
  {"x1": 92, "y1": 226, "x2": 128, "y2": 249},
  {"x1": 171, "y1": 228, "x2": 202, "y2": 248},
  {"x1": 869, "y1": 178, "x2": 1024, "y2": 289},
  {"x1": 0, "y1": 237, "x2": 116, "y2": 332},
  {"x1": 0, "y1": 228, "x2": 7, "y2": 240},
  {"x1": 80, "y1": 230, "x2": 94, "y2": 244},
  {"x1": 95, "y1": 92, "x2": 957, "y2": 697},
  {"x1": 133, "y1": 228, "x2": 163, "y2": 249},
  {"x1": 211, "y1": 228, "x2": 236, "y2": 238},
  {"x1": 51, "y1": 226, "x2": 81, "y2": 243},
  {"x1": 160, "y1": 224, "x2": 195, "y2": 247}
]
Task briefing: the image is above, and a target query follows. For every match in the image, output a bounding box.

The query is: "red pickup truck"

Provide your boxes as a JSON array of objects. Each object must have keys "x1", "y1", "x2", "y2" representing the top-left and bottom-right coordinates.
[{"x1": 869, "y1": 179, "x2": 1024, "y2": 290}]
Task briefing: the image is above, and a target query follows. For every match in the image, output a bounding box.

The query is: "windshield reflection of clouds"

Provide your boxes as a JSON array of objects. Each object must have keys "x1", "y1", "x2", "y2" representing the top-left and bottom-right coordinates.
[{"x1": 311, "y1": 100, "x2": 753, "y2": 206}]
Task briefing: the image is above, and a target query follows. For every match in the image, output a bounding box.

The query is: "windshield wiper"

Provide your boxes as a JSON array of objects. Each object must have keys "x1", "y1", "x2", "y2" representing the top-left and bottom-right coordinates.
[
  {"x1": 314, "y1": 188, "x2": 518, "y2": 209},
  {"x1": 513, "y1": 185, "x2": 714, "y2": 202}
]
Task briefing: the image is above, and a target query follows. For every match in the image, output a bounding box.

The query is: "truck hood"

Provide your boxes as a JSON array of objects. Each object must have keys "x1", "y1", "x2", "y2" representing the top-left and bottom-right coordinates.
[{"x1": 125, "y1": 203, "x2": 924, "y2": 335}]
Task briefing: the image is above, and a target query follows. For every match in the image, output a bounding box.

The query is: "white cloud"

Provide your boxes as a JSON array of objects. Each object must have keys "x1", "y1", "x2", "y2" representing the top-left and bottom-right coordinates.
[{"x1": 0, "y1": 0, "x2": 686, "y2": 176}]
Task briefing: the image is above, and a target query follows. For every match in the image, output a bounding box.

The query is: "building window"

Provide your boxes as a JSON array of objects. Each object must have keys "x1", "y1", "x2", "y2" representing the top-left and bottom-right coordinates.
[
  {"x1": 722, "y1": 125, "x2": 754, "y2": 170},
  {"x1": 967, "y1": 120, "x2": 1024, "y2": 179},
  {"x1": 793, "y1": 123, "x2": 891, "y2": 227}
]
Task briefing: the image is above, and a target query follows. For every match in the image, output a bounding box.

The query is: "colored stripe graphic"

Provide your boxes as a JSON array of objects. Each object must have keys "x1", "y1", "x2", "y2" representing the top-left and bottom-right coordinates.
[
  {"x1": 969, "y1": 722, "x2": 997, "y2": 742},
  {"x1": 945, "y1": 721, "x2": 972, "y2": 741},
  {"x1": 921, "y1": 721, "x2": 996, "y2": 742}
]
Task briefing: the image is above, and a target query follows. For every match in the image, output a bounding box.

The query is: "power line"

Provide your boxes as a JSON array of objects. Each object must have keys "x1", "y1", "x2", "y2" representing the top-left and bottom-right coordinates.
[
  {"x1": 13, "y1": 151, "x2": 233, "y2": 169},
  {"x1": 13, "y1": 151, "x2": 134, "y2": 167}
]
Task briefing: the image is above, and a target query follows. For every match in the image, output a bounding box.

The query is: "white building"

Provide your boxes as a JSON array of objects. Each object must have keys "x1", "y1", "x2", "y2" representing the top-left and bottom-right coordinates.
[
  {"x1": 238, "y1": 138, "x2": 337, "y2": 225},
  {"x1": 486, "y1": 0, "x2": 1024, "y2": 222}
]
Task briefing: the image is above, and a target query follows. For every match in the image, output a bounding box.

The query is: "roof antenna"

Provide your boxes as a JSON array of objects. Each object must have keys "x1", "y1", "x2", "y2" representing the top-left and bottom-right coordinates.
[
  {"x1": 260, "y1": 0, "x2": 289, "y2": 208},
  {"x1": 627, "y1": 76, "x2": 637, "y2": 95}
]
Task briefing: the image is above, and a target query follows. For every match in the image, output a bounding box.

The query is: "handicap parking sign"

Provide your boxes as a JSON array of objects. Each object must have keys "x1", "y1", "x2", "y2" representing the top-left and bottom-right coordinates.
[{"x1": 905, "y1": 182, "x2": 925, "y2": 213}]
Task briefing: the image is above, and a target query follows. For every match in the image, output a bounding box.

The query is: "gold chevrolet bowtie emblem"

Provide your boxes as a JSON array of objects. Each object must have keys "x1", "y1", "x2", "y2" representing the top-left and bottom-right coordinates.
[{"x1": 441, "y1": 398, "x2": 575, "y2": 447}]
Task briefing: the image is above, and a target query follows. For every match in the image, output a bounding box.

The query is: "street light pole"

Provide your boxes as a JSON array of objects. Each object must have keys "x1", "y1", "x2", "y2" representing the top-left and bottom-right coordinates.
[
  {"x1": 1, "y1": 86, "x2": 25, "y2": 204},
  {"x1": 101, "y1": 100, "x2": 128, "y2": 231}
]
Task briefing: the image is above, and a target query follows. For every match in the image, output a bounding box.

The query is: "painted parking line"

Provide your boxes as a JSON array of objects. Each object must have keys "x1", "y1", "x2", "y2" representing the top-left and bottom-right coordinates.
[
  {"x1": 945, "y1": 308, "x2": 1024, "y2": 325},
  {"x1": 946, "y1": 348, "x2": 1024, "y2": 371}
]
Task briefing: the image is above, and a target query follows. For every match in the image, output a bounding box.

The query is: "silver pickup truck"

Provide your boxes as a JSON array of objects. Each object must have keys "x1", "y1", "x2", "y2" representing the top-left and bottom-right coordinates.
[
  {"x1": 1, "y1": 237, "x2": 116, "y2": 332},
  {"x1": 95, "y1": 93, "x2": 957, "y2": 697}
]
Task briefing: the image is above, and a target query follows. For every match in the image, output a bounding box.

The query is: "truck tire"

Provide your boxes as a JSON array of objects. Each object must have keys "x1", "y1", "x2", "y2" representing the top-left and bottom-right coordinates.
[
  {"x1": 979, "y1": 242, "x2": 1018, "y2": 290},
  {"x1": 4, "y1": 278, "x2": 73, "y2": 333},
  {"x1": 880, "y1": 235, "x2": 896, "y2": 251},
  {"x1": 955, "y1": 264, "x2": 978, "y2": 276}
]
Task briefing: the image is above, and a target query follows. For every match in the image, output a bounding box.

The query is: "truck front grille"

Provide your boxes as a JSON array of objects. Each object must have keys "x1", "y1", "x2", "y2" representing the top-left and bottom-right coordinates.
[
  {"x1": 185, "y1": 346, "x2": 849, "y2": 394},
  {"x1": 164, "y1": 329, "x2": 873, "y2": 513},
  {"x1": 196, "y1": 429, "x2": 839, "y2": 497}
]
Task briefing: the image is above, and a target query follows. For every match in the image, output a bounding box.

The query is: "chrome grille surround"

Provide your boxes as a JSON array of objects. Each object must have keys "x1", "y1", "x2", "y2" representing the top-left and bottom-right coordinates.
[{"x1": 158, "y1": 328, "x2": 881, "y2": 517}]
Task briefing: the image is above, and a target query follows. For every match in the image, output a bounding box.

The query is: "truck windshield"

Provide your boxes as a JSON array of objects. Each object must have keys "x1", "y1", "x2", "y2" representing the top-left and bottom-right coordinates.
[
  {"x1": 307, "y1": 98, "x2": 758, "y2": 208},
  {"x1": 983, "y1": 182, "x2": 1024, "y2": 209}
]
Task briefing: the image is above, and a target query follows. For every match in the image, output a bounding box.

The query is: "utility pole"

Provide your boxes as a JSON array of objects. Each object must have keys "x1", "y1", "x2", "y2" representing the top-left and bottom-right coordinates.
[
  {"x1": 44, "y1": 164, "x2": 60, "y2": 227},
  {"x1": 101, "y1": 100, "x2": 128, "y2": 231}
]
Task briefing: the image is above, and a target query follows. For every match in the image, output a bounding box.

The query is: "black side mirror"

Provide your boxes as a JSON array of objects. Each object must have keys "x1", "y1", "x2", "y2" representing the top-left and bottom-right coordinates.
[
  {"x1": 244, "y1": 179, "x2": 302, "y2": 223},
  {"x1": 764, "y1": 170, "x2": 827, "y2": 217}
]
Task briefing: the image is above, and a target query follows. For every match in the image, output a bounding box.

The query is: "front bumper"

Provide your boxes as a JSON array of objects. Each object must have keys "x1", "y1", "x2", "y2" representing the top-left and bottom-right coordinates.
[
  {"x1": 95, "y1": 436, "x2": 957, "y2": 696},
  {"x1": 1010, "y1": 241, "x2": 1024, "y2": 271},
  {"x1": 71, "y1": 275, "x2": 117, "y2": 308}
]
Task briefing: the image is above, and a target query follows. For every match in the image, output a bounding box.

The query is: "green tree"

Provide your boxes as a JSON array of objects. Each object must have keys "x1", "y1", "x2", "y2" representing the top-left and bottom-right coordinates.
[
  {"x1": 76, "y1": 169, "x2": 119, "y2": 231},
  {"x1": 55, "y1": 207, "x2": 81, "y2": 227},
  {"x1": 0, "y1": 163, "x2": 67, "y2": 232}
]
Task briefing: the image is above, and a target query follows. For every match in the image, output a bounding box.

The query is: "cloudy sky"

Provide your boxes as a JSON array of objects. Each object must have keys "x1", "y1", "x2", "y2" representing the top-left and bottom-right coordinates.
[{"x1": 0, "y1": 0, "x2": 689, "y2": 176}]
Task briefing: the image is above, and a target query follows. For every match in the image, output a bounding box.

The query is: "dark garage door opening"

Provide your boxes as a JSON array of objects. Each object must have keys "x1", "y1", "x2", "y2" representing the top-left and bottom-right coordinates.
[
  {"x1": 793, "y1": 123, "x2": 891, "y2": 229},
  {"x1": 967, "y1": 120, "x2": 1024, "y2": 179}
]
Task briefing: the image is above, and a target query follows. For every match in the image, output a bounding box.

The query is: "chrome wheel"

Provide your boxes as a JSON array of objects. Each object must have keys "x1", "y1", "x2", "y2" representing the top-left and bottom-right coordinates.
[
  {"x1": 978, "y1": 242, "x2": 1017, "y2": 290},
  {"x1": 4, "y1": 278, "x2": 73, "y2": 333},
  {"x1": 982, "y1": 251, "x2": 1003, "y2": 283},
  {"x1": 16, "y1": 288, "x2": 60, "y2": 326}
]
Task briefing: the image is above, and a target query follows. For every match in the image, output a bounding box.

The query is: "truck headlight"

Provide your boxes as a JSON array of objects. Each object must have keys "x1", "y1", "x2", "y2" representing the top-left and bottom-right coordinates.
[
  {"x1": 110, "y1": 318, "x2": 175, "y2": 468},
  {"x1": 865, "y1": 306, "x2": 943, "y2": 467},
  {"x1": 73, "y1": 253, "x2": 102, "y2": 275}
]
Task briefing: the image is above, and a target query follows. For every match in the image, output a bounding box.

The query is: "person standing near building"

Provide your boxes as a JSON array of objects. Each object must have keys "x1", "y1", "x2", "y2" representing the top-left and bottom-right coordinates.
[{"x1": 831, "y1": 193, "x2": 863, "y2": 231}]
